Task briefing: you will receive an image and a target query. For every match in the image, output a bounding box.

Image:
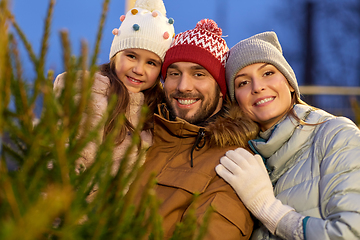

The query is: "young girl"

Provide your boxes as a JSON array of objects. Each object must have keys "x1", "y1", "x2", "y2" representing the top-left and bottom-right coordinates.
[
  {"x1": 216, "y1": 31, "x2": 360, "y2": 239},
  {"x1": 54, "y1": 0, "x2": 175, "y2": 177}
]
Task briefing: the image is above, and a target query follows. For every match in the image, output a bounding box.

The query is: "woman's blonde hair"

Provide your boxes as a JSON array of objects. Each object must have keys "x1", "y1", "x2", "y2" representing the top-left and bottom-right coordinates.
[{"x1": 287, "y1": 92, "x2": 321, "y2": 126}]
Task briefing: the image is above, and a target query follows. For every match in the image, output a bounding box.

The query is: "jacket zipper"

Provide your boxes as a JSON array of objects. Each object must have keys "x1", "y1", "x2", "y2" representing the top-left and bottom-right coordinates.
[{"x1": 190, "y1": 128, "x2": 206, "y2": 167}]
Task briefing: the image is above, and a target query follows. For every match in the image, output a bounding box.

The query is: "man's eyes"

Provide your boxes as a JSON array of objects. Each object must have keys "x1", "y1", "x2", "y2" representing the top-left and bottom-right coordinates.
[{"x1": 167, "y1": 71, "x2": 180, "y2": 76}]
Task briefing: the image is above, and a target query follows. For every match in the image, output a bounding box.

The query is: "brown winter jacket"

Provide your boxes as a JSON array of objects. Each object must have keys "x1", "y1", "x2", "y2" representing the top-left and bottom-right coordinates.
[{"x1": 136, "y1": 103, "x2": 259, "y2": 240}]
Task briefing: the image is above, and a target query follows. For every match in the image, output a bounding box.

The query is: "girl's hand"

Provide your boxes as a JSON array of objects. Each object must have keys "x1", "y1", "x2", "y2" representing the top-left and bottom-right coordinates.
[{"x1": 215, "y1": 148, "x2": 294, "y2": 234}]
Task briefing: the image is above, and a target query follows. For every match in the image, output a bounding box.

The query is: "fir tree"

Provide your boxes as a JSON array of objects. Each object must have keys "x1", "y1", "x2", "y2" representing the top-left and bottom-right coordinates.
[{"x1": 0, "y1": 0, "x2": 210, "y2": 239}]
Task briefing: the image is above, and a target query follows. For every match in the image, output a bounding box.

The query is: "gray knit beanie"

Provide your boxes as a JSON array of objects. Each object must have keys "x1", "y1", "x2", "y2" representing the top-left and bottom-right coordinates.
[{"x1": 226, "y1": 31, "x2": 300, "y2": 102}]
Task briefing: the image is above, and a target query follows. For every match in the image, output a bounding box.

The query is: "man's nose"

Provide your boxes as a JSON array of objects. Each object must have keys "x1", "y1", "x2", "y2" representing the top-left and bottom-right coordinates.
[{"x1": 177, "y1": 74, "x2": 194, "y2": 92}]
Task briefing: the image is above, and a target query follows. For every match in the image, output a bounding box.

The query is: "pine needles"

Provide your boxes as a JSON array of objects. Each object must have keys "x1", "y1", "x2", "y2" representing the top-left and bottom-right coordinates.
[{"x1": 0, "y1": 0, "x2": 210, "y2": 239}]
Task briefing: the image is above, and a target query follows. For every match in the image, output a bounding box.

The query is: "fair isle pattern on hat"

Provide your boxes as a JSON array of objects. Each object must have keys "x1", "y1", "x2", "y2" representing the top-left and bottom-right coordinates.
[
  {"x1": 109, "y1": 0, "x2": 175, "y2": 61},
  {"x1": 162, "y1": 19, "x2": 229, "y2": 98},
  {"x1": 171, "y1": 20, "x2": 228, "y2": 66}
]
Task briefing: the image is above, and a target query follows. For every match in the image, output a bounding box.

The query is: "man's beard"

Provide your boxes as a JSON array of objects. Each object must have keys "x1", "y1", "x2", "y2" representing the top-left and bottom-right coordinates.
[{"x1": 164, "y1": 87, "x2": 221, "y2": 125}]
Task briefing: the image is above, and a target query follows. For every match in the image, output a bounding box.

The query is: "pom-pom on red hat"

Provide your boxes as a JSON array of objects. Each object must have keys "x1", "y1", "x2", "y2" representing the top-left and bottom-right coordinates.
[{"x1": 162, "y1": 19, "x2": 229, "y2": 98}]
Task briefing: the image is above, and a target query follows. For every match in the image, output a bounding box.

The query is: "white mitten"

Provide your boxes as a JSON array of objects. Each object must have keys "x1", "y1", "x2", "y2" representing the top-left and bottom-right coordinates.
[{"x1": 215, "y1": 148, "x2": 294, "y2": 234}]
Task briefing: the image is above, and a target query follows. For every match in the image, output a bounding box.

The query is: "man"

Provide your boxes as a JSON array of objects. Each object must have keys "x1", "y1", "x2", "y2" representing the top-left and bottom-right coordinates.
[{"x1": 136, "y1": 19, "x2": 259, "y2": 239}]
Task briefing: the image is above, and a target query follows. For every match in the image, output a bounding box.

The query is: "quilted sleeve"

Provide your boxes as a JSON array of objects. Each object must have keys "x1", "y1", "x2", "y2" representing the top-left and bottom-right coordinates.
[{"x1": 306, "y1": 117, "x2": 360, "y2": 240}]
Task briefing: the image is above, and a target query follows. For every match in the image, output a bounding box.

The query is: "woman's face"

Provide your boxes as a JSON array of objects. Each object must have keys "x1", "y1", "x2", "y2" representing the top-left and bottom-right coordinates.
[{"x1": 234, "y1": 63, "x2": 294, "y2": 131}]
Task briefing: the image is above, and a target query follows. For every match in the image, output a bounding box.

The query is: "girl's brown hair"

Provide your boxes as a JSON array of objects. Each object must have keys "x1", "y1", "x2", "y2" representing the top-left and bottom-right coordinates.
[{"x1": 100, "y1": 57, "x2": 164, "y2": 145}]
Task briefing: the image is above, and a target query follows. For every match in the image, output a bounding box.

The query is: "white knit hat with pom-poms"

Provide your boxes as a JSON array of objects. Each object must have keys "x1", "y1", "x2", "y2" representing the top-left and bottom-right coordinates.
[{"x1": 109, "y1": 0, "x2": 175, "y2": 61}]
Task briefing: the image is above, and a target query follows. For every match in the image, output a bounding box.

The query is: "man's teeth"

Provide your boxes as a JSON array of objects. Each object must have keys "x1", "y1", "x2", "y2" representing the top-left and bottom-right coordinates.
[
  {"x1": 256, "y1": 97, "x2": 274, "y2": 106},
  {"x1": 178, "y1": 99, "x2": 197, "y2": 105}
]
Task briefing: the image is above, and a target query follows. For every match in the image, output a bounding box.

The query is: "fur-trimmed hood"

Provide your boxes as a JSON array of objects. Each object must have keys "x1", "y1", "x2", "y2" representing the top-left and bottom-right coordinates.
[
  {"x1": 157, "y1": 103, "x2": 259, "y2": 149},
  {"x1": 206, "y1": 103, "x2": 259, "y2": 148}
]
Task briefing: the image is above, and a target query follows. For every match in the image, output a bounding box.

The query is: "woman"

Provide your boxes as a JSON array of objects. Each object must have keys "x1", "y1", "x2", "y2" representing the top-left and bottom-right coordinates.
[{"x1": 215, "y1": 31, "x2": 360, "y2": 239}]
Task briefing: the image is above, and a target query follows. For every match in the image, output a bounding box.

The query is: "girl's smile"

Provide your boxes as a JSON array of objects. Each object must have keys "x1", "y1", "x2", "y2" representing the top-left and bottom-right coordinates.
[{"x1": 114, "y1": 48, "x2": 161, "y2": 93}]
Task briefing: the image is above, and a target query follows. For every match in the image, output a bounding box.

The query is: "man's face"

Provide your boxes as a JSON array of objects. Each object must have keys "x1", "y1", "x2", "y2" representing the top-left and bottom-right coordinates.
[{"x1": 164, "y1": 62, "x2": 223, "y2": 125}]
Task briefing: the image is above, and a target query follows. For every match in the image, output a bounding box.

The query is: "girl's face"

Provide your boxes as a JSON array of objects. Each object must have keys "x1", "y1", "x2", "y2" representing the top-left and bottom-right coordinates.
[
  {"x1": 114, "y1": 48, "x2": 162, "y2": 93},
  {"x1": 234, "y1": 63, "x2": 294, "y2": 131}
]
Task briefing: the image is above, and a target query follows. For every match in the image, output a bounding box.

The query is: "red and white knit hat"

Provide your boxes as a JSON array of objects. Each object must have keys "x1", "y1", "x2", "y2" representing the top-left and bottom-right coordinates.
[{"x1": 161, "y1": 19, "x2": 229, "y2": 97}]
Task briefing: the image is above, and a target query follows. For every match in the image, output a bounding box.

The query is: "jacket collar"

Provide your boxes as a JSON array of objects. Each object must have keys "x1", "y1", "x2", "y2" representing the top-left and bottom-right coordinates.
[
  {"x1": 155, "y1": 103, "x2": 259, "y2": 148},
  {"x1": 249, "y1": 104, "x2": 315, "y2": 181},
  {"x1": 250, "y1": 104, "x2": 313, "y2": 157},
  {"x1": 155, "y1": 103, "x2": 204, "y2": 137}
]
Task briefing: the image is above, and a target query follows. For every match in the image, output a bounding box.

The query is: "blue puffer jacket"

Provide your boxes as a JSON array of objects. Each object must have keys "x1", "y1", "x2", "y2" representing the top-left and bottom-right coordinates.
[{"x1": 249, "y1": 104, "x2": 360, "y2": 240}]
